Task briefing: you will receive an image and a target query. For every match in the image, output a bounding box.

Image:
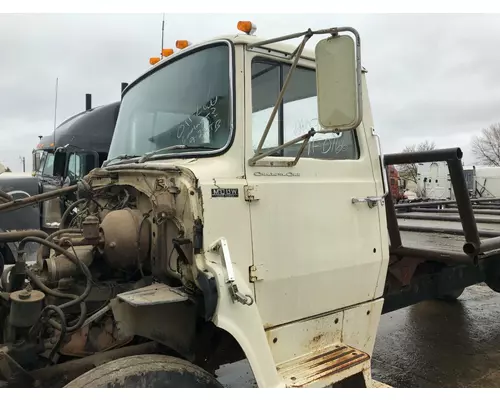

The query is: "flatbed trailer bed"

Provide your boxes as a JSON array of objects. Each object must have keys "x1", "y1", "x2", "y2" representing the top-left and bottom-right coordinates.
[
  {"x1": 398, "y1": 208, "x2": 500, "y2": 256},
  {"x1": 381, "y1": 148, "x2": 500, "y2": 313}
]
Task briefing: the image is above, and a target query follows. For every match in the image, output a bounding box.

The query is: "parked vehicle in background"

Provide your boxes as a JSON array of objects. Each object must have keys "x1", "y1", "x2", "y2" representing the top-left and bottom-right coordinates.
[{"x1": 0, "y1": 88, "x2": 123, "y2": 265}]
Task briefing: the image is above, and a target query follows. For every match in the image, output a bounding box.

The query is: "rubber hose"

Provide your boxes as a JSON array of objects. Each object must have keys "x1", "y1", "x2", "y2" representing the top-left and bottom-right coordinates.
[
  {"x1": 25, "y1": 269, "x2": 88, "y2": 333},
  {"x1": 20, "y1": 236, "x2": 92, "y2": 281},
  {"x1": 20, "y1": 236, "x2": 93, "y2": 333}
]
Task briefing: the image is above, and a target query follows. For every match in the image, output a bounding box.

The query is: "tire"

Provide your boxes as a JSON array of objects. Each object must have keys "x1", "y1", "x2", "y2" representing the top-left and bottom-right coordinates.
[
  {"x1": 64, "y1": 354, "x2": 223, "y2": 388},
  {"x1": 437, "y1": 288, "x2": 464, "y2": 301},
  {"x1": 485, "y1": 273, "x2": 500, "y2": 293}
]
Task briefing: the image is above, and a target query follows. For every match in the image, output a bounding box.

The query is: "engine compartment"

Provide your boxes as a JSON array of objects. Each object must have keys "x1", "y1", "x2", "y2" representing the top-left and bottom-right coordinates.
[{"x1": 0, "y1": 169, "x2": 219, "y2": 387}]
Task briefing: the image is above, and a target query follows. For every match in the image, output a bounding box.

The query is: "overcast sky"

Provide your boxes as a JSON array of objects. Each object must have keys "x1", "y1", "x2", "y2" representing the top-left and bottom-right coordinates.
[{"x1": 1, "y1": 13, "x2": 499, "y2": 171}]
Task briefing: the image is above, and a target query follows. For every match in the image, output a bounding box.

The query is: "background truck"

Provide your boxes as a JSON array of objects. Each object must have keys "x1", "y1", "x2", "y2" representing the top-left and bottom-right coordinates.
[
  {"x1": 33, "y1": 97, "x2": 121, "y2": 231},
  {"x1": 0, "y1": 91, "x2": 121, "y2": 266},
  {"x1": 416, "y1": 161, "x2": 500, "y2": 201},
  {"x1": 416, "y1": 161, "x2": 450, "y2": 200},
  {"x1": 1, "y1": 22, "x2": 500, "y2": 389},
  {"x1": 388, "y1": 165, "x2": 407, "y2": 203}
]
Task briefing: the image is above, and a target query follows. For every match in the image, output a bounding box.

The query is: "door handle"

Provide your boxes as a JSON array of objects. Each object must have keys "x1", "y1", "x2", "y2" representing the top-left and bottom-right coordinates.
[{"x1": 352, "y1": 196, "x2": 385, "y2": 208}]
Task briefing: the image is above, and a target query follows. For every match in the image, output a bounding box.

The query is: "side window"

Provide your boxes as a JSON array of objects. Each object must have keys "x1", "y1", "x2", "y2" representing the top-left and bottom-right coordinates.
[
  {"x1": 251, "y1": 62, "x2": 280, "y2": 153},
  {"x1": 67, "y1": 153, "x2": 83, "y2": 179},
  {"x1": 251, "y1": 59, "x2": 360, "y2": 160},
  {"x1": 42, "y1": 153, "x2": 55, "y2": 176},
  {"x1": 32, "y1": 151, "x2": 42, "y2": 173}
]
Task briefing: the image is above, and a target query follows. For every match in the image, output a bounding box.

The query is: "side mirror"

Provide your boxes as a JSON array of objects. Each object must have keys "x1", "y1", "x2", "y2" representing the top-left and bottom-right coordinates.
[{"x1": 315, "y1": 33, "x2": 362, "y2": 131}]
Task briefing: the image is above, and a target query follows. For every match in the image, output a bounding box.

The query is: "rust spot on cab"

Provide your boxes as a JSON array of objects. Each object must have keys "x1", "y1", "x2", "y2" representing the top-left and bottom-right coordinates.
[{"x1": 312, "y1": 334, "x2": 323, "y2": 343}]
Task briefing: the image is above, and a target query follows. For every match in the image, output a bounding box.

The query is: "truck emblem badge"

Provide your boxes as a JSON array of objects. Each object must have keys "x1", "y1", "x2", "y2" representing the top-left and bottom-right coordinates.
[
  {"x1": 254, "y1": 172, "x2": 300, "y2": 177},
  {"x1": 211, "y1": 188, "x2": 239, "y2": 198}
]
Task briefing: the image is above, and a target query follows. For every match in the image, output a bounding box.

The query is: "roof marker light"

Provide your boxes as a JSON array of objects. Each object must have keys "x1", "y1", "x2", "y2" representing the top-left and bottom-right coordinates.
[
  {"x1": 175, "y1": 40, "x2": 191, "y2": 49},
  {"x1": 162, "y1": 48, "x2": 174, "y2": 57},
  {"x1": 237, "y1": 21, "x2": 257, "y2": 35}
]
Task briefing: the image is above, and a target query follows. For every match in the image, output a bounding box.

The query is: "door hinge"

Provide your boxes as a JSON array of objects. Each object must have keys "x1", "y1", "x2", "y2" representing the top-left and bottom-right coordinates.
[
  {"x1": 244, "y1": 185, "x2": 259, "y2": 202},
  {"x1": 249, "y1": 265, "x2": 263, "y2": 282}
]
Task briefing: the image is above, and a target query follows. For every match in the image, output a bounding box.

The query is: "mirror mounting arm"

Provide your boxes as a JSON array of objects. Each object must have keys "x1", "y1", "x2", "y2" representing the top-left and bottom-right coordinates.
[
  {"x1": 253, "y1": 33, "x2": 312, "y2": 156},
  {"x1": 249, "y1": 129, "x2": 318, "y2": 167}
]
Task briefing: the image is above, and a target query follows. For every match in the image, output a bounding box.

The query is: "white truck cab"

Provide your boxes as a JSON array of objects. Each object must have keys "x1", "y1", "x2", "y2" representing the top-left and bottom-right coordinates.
[{"x1": 97, "y1": 23, "x2": 389, "y2": 388}]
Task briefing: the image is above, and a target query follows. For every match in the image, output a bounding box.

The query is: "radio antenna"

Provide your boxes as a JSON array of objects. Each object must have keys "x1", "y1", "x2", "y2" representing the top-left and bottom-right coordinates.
[
  {"x1": 160, "y1": 13, "x2": 165, "y2": 59},
  {"x1": 53, "y1": 77, "x2": 59, "y2": 146}
]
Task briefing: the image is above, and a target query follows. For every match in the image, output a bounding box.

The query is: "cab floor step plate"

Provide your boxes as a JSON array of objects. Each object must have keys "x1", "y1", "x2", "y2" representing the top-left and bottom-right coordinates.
[{"x1": 277, "y1": 344, "x2": 370, "y2": 388}]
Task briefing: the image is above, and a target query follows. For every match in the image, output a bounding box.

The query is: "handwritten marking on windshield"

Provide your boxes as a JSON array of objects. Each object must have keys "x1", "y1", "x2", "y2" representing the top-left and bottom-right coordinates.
[{"x1": 175, "y1": 97, "x2": 223, "y2": 146}]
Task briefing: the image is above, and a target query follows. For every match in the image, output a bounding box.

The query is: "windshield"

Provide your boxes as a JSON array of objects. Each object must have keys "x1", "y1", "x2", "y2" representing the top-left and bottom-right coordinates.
[
  {"x1": 108, "y1": 42, "x2": 232, "y2": 162},
  {"x1": 32, "y1": 149, "x2": 44, "y2": 173},
  {"x1": 37, "y1": 150, "x2": 55, "y2": 176}
]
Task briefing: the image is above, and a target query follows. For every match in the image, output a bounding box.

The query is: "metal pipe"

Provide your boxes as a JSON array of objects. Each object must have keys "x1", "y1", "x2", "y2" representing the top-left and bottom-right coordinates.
[
  {"x1": 399, "y1": 224, "x2": 500, "y2": 238},
  {"x1": 411, "y1": 207, "x2": 500, "y2": 216},
  {"x1": 247, "y1": 29, "x2": 313, "y2": 49},
  {"x1": 396, "y1": 200, "x2": 457, "y2": 209},
  {"x1": 385, "y1": 188, "x2": 402, "y2": 248},
  {"x1": 405, "y1": 208, "x2": 462, "y2": 214},
  {"x1": 390, "y1": 245, "x2": 474, "y2": 264},
  {"x1": 396, "y1": 197, "x2": 500, "y2": 209},
  {"x1": 469, "y1": 198, "x2": 500, "y2": 203},
  {"x1": 449, "y1": 155, "x2": 481, "y2": 253},
  {"x1": 0, "y1": 184, "x2": 78, "y2": 213},
  {"x1": 0, "y1": 230, "x2": 48, "y2": 242},
  {"x1": 384, "y1": 147, "x2": 462, "y2": 165},
  {"x1": 85, "y1": 94, "x2": 92, "y2": 111},
  {"x1": 399, "y1": 213, "x2": 500, "y2": 224},
  {"x1": 478, "y1": 236, "x2": 500, "y2": 254},
  {"x1": 387, "y1": 152, "x2": 480, "y2": 254},
  {"x1": 254, "y1": 33, "x2": 311, "y2": 156},
  {"x1": 472, "y1": 204, "x2": 500, "y2": 210}
]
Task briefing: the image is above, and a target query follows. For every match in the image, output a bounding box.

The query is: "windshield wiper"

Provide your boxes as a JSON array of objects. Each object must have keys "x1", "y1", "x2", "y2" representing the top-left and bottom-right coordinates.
[
  {"x1": 138, "y1": 144, "x2": 219, "y2": 163},
  {"x1": 103, "y1": 154, "x2": 141, "y2": 167}
]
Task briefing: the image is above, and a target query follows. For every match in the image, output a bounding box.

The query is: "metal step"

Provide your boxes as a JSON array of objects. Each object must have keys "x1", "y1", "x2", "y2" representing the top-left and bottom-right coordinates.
[{"x1": 277, "y1": 343, "x2": 370, "y2": 388}]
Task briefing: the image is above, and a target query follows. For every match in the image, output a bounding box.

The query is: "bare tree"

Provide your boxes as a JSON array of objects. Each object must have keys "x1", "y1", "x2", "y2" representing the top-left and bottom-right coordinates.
[
  {"x1": 471, "y1": 123, "x2": 500, "y2": 166},
  {"x1": 397, "y1": 140, "x2": 436, "y2": 184}
]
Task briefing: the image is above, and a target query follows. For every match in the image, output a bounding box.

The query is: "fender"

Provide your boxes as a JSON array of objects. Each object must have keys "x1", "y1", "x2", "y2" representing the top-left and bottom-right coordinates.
[
  {"x1": 200, "y1": 250, "x2": 285, "y2": 388},
  {"x1": 0, "y1": 173, "x2": 42, "y2": 262},
  {"x1": 0, "y1": 173, "x2": 41, "y2": 230}
]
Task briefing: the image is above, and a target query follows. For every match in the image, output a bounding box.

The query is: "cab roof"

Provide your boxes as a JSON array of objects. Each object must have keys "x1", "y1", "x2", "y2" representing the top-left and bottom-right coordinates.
[
  {"x1": 126, "y1": 32, "x2": 318, "y2": 93},
  {"x1": 35, "y1": 101, "x2": 120, "y2": 153}
]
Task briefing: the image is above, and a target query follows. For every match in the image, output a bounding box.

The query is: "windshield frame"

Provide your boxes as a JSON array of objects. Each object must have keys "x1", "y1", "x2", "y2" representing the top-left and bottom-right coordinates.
[{"x1": 109, "y1": 39, "x2": 236, "y2": 165}]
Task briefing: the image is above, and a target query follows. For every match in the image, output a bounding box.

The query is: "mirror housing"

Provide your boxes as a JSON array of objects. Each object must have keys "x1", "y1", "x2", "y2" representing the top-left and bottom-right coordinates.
[{"x1": 315, "y1": 33, "x2": 362, "y2": 131}]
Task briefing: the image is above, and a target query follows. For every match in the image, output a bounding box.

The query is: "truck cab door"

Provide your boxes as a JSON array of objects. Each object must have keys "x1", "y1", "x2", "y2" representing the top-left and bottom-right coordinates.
[
  {"x1": 63, "y1": 151, "x2": 99, "y2": 185},
  {"x1": 58, "y1": 150, "x2": 99, "y2": 222},
  {"x1": 244, "y1": 56, "x2": 388, "y2": 329}
]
